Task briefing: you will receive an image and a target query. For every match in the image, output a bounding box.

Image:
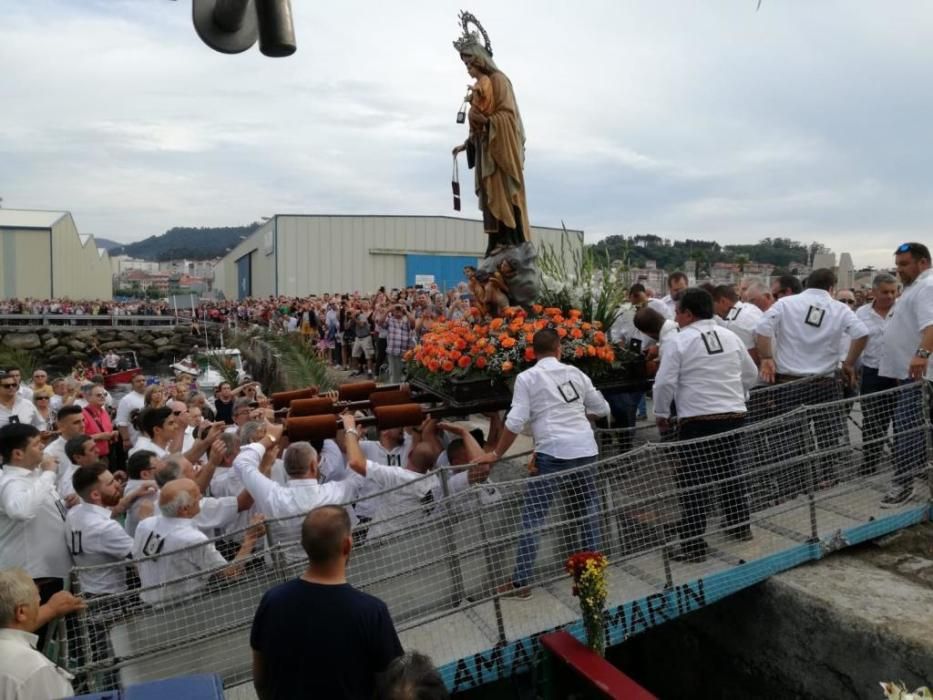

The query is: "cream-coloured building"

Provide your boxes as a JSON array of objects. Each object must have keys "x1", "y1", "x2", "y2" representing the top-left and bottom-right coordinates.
[
  {"x1": 0, "y1": 209, "x2": 112, "y2": 299},
  {"x1": 215, "y1": 215, "x2": 584, "y2": 299}
]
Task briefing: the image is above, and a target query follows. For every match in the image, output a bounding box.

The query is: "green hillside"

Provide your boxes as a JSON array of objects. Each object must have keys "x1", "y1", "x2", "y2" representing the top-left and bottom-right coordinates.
[{"x1": 111, "y1": 223, "x2": 261, "y2": 261}]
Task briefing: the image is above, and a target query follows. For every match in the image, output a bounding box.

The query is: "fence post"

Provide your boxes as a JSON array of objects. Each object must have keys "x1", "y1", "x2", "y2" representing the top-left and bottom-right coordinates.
[{"x1": 437, "y1": 468, "x2": 467, "y2": 608}]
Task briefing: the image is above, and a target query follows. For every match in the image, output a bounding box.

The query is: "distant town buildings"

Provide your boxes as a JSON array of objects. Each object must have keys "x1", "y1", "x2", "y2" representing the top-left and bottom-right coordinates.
[{"x1": 112, "y1": 254, "x2": 217, "y2": 296}]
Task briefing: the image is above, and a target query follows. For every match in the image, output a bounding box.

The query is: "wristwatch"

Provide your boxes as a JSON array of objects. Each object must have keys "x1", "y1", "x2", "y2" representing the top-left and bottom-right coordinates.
[{"x1": 916, "y1": 348, "x2": 932, "y2": 359}]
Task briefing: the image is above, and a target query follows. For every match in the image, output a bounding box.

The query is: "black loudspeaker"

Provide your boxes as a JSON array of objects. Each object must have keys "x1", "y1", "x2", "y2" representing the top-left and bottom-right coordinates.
[
  {"x1": 192, "y1": 0, "x2": 296, "y2": 57},
  {"x1": 256, "y1": 0, "x2": 297, "y2": 57}
]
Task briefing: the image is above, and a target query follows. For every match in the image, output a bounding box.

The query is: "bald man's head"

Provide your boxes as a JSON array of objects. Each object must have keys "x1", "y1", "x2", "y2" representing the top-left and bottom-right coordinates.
[
  {"x1": 408, "y1": 443, "x2": 437, "y2": 475},
  {"x1": 159, "y1": 478, "x2": 200, "y2": 518},
  {"x1": 633, "y1": 306, "x2": 666, "y2": 339},
  {"x1": 301, "y1": 506, "x2": 351, "y2": 566}
]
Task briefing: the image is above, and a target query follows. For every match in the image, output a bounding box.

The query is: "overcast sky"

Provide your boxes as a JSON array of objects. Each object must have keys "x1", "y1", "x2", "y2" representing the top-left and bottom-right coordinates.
[{"x1": 1, "y1": 0, "x2": 930, "y2": 269}]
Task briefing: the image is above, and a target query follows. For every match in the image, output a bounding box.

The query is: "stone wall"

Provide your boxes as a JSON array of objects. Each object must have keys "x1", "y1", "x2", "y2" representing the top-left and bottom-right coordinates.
[{"x1": 0, "y1": 325, "x2": 224, "y2": 372}]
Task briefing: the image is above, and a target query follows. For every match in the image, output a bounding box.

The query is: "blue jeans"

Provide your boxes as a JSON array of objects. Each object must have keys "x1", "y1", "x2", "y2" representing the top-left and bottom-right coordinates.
[
  {"x1": 859, "y1": 367, "x2": 898, "y2": 473},
  {"x1": 512, "y1": 453, "x2": 602, "y2": 587},
  {"x1": 892, "y1": 380, "x2": 928, "y2": 488}
]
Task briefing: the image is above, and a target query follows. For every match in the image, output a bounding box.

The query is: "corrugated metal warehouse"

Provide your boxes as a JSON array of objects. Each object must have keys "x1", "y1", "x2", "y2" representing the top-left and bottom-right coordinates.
[
  {"x1": 216, "y1": 215, "x2": 584, "y2": 299},
  {"x1": 0, "y1": 209, "x2": 112, "y2": 299}
]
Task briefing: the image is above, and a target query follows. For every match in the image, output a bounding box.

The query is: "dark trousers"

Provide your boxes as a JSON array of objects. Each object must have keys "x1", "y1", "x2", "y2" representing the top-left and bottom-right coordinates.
[
  {"x1": 675, "y1": 417, "x2": 748, "y2": 555},
  {"x1": 375, "y1": 336, "x2": 387, "y2": 373},
  {"x1": 892, "y1": 380, "x2": 929, "y2": 488},
  {"x1": 603, "y1": 390, "x2": 643, "y2": 454},
  {"x1": 859, "y1": 367, "x2": 898, "y2": 474}
]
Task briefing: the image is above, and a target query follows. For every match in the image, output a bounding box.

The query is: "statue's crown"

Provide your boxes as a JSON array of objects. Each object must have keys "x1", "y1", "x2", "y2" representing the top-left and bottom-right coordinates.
[{"x1": 453, "y1": 11, "x2": 492, "y2": 56}]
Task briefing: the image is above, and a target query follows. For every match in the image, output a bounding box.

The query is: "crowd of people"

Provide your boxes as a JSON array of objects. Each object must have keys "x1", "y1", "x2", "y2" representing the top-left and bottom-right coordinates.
[{"x1": 0, "y1": 242, "x2": 931, "y2": 698}]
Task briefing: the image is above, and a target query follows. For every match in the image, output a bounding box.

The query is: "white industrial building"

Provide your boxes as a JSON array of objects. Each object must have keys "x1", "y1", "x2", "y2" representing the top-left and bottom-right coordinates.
[
  {"x1": 0, "y1": 209, "x2": 112, "y2": 299},
  {"x1": 215, "y1": 215, "x2": 584, "y2": 299}
]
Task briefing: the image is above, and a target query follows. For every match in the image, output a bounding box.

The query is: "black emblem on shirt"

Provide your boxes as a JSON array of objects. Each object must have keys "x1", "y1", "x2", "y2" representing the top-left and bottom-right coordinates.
[
  {"x1": 805, "y1": 306, "x2": 826, "y2": 328},
  {"x1": 386, "y1": 453, "x2": 403, "y2": 467},
  {"x1": 141, "y1": 531, "x2": 166, "y2": 557},
  {"x1": 701, "y1": 330, "x2": 724, "y2": 355},
  {"x1": 70, "y1": 531, "x2": 84, "y2": 555},
  {"x1": 557, "y1": 380, "x2": 580, "y2": 404},
  {"x1": 7, "y1": 416, "x2": 20, "y2": 425},
  {"x1": 725, "y1": 306, "x2": 742, "y2": 321},
  {"x1": 54, "y1": 499, "x2": 67, "y2": 521}
]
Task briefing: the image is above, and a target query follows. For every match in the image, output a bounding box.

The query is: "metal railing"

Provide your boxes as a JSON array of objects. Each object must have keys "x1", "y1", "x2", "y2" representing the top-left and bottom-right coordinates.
[{"x1": 58, "y1": 377, "x2": 933, "y2": 693}]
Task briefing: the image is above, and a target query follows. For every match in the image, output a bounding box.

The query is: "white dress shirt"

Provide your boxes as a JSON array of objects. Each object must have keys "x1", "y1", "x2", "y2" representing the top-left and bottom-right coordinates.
[
  {"x1": 0, "y1": 628, "x2": 74, "y2": 700},
  {"x1": 17, "y1": 385, "x2": 34, "y2": 402},
  {"x1": 504, "y1": 356, "x2": 609, "y2": 460},
  {"x1": 234, "y1": 443, "x2": 359, "y2": 561},
  {"x1": 855, "y1": 304, "x2": 896, "y2": 369},
  {"x1": 652, "y1": 320, "x2": 759, "y2": 419},
  {"x1": 114, "y1": 390, "x2": 145, "y2": 446},
  {"x1": 364, "y1": 461, "x2": 469, "y2": 540},
  {"x1": 755, "y1": 288, "x2": 869, "y2": 376},
  {"x1": 879, "y1": 269, "x2": 933, "y2": 380},
  {"x1": 718, "y1": 301, "x2": 763, "y2": 350},
  {"x1": 127, "y1": 435, "x2": 168, "y2": 459},
  {"x1": 0, "y1": 397, "x2": 38, "y2": 429},
  {"x1": 65, "y1": 502, "x2": 134, "y2": 594},
  {"x1": 656, "y1": 296, "x2": 676, "y2": 319},
  {"x1": 133, "y1": 514, "x2": 228, "y2": 608},
  {"x1": 0, "y1": 467, "x2": 71, "y2": 579},
  {"x1": 43, "y1": 437, "x2": 77, "y2": 500},
  {"x1": 355, "y1": 436, "x2": 412, "y2": 518}
]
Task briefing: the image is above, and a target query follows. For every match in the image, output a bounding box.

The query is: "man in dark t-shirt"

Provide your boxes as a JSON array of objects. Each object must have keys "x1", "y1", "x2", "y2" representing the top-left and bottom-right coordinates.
[{"x1": 250, "y1": 505, "x2": 403, "y2": 699}]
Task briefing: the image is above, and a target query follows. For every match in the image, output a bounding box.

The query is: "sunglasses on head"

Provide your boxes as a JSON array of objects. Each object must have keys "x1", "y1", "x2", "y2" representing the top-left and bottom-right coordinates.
[{"x1": 896, "y1": 243, "x2": 914, "y2": 254}]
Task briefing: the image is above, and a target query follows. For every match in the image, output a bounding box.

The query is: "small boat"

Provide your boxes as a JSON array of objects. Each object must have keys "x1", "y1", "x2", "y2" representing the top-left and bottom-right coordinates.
[
  {"x1": 170, "y1": 347, "x2": 248, "y2": 394},
  {"x1": 102, "y1": 350, "x2": 143, "y2": 389}
]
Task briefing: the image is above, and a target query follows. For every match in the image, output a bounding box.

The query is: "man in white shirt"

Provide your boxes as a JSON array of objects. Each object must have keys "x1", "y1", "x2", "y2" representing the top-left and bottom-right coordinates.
[
  {"x1": 66, "y1": 463, "x2": 154, "y2": 595},
  {"x1": 7, "y1": 369, "x2": 34, "y2": 403},
  {"x1": 878, "y1": 242, "x2": 933, "y2": 507},
  {"x1": 124, "y1": 450, "x2": 163, "y2": 537},
  {"x1": 115, "y1": 374, "x2": 148, "y2": 452},
  {"x1": 659, "y1": 272, "x2": 688, "y2": 319},
  {"x1": 755, "y1": 269, "x2": 870, "y2": 488},
  {"x1": 341, "y1": 414, "x2": 488, "y2": 541},
  {"x1": 0, "y1": 569, "x2": 75, "y2": 699},
  {"x1": 478, "y1": 328, "x2": 610, "y2": 598},
  {"x1": 0, "y1": 424, "x2": 72, "y2": 647},
  {"x1": 133, "y1": 478, "x2": 263, "y2": 608},
  {"x1": 712, "y1": 284, "x2": 763, "y2": 360},
  {"x1": 357, "y1": 426, "x2": 418, "y2": 522},
  {"x1": 234, "y1": 425, "x2": 360, "y2": 562},
  {"x1": 856, "y1": 272, "x2": 899, "y2": 476},
  {"x1": 653, "y1": 288, "x2": 759, "y2": 562},
  {"x1": 42, "y1": 405, "x2": 86, "y2": 501},
  {"x1": 0, "y1": 371, "x2": 38, "y2": 429},
  {"x1": 756, "y1": 268, "x2": 869, "y2": 468}
]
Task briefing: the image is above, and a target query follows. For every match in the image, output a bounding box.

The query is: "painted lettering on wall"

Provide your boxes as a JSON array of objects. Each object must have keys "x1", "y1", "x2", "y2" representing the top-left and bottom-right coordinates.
[{"x1": 449, "y1": 578, "x2": 707, "y2": 693}]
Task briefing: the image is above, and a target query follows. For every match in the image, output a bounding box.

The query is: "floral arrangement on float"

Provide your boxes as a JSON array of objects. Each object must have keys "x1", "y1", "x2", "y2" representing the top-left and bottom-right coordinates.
[
  {"x1": 565, "y1": 551, "x2": 609, "y2": 656},
  {"x1": 404, "y1": 305, "x2": 633, "y2": 399}
]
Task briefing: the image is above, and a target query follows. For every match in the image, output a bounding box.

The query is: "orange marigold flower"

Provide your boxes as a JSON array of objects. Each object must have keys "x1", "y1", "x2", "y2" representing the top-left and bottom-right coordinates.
[
  {"x1": 544, "y1": 307, "x2": 562, "y2": 316},
  {"x1": 534, "y1": 319, "x2": 548, "y2": 330},
  {"x1": 474, "y1": 356, "x2": 487, "y2": 369},
  {"x1": 441, "y1": 360, "x2": 455, "y2": 372},
  {"x1": 457, "y1": 355, "x2": 472, "y2": 369},
  {"x1": 501, "y1": 337, "x2": 517, "y2": 349},
  {"x1": 490, "y1": 318, "x2": 504, "y2": 330},
  {"x1": 522, "y1": 323, "x2": 533, "y2": 334},
  {"x1": 450, "y1": 350, "x2": 462, "y2": 361},
  {"x1": 574, "y1": 346, "x2": 585, "y2": 358},
  {"x1": 525, "y1": 333, "x2": 535, "y2": 344},
  {"x1": 556, "y1": 327, "x2": 568, "y2": 338},
  {"x1": 532, "y1": 304, "x2": 544, "y2": 314},
  {"x1": 571, "y1": 328, "x2": 584, "y2": 339},
  {"x1": 501, "y1": 360, "x2": 514, "y2": 372},
  {"x1": 593, "y1": 331, "x2": 607, "y2": 346},
  {"x1": 524, "y1": 347, "x2": 536, "y2": 362},
  {"x1": 485, "y1": 345, "x2": 496, "y2": 355},
  {"x1": 587, "y1": 345, "x2": 597, "y2": 357},
  {"x1": 427, "y1": 360, "x2": 440, "y2": 373},
  {"x1": 581, "y1": 322, "x2": 592, "y2": 331},
  {"x1": 569, "y1": 309, "x2": 582, "y2": 318}
]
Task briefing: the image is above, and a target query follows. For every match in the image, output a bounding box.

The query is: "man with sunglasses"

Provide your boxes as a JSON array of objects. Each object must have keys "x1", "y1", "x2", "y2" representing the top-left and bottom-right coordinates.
[
  {"x1": 0, "y1": 371, "x2": 38, "y2": 429},
  {"x1": 878, "y1": 242, "x2": 933, "y2": 507}
]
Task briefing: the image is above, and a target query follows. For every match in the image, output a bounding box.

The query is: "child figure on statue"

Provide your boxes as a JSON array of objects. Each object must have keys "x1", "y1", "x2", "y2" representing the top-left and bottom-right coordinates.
[{"x1": 465, "y1": 70, "x2": 494, "y2": 134}]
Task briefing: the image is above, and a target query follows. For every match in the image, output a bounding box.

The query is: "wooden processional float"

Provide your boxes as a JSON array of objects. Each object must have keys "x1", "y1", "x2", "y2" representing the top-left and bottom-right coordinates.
[{"x1": 269, "y1": 381, "x2": 515, "y2": 443}]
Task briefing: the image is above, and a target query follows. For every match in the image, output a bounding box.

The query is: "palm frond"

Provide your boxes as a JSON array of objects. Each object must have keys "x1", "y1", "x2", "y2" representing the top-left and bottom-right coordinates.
[
  {"x1": 0, "y1": 348, "x2": 37, "y2": 379},
  {"x1": 233, "y1": 329, "x2": 336, "y2": 393}
]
